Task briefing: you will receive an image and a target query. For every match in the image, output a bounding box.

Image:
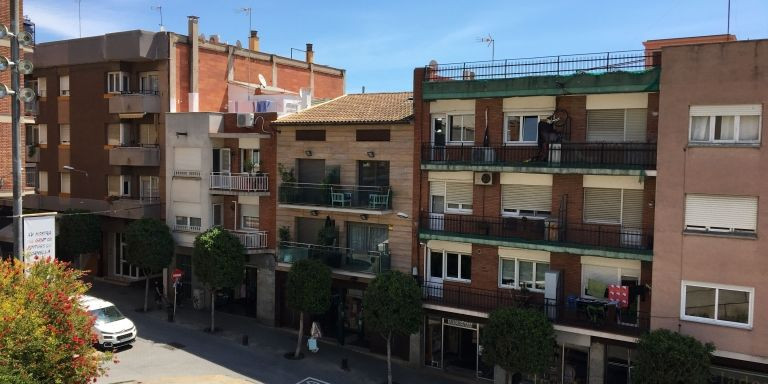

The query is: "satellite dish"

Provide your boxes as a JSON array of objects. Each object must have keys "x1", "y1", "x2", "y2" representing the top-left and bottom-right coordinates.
[
  {"x1": 258, "y1": 74, "x2": 267, "y2": 87},
  {"x1": 17, "y1": 59, "x2": 33, "y2": 75},
  {"x1": 17, "y1": 31, "x2": 33, "y2": 46},
  {"x1": 18, "y1": 87, "x2": 35, "y2": 102}
]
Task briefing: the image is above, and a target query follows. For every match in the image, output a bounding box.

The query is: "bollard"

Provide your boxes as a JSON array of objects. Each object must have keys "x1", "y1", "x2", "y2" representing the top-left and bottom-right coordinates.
[
  {"x1": 242, "y1": 335, "x2": 249, "y2": 346},
  {"x1": 166, "y1": 305, "x2": 174, "y2": 322}
]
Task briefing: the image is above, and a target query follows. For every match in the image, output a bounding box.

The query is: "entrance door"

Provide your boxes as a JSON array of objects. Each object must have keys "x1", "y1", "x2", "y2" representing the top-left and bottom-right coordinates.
[
  {"x1": 431, "y1": 115, "x2": 447, "y2": 161},
  {"x1": 114, "y1": 233, "x2": 139, "y2": 279},
  {"x1": 244, "y1": 267, "x2": 258, "y2": 317},
  {"x1": 427, "y1": 250, "x2": 444, "y2": 297},
  {"x1": 429, "y1": 193, "x2": 445, "y2": 231},
  {"x1": 443, "y1": 325, "x2": 478, "y2": 376},
  {"x1": 298, "y1": 159, "x2": 325, "y2": 205}
]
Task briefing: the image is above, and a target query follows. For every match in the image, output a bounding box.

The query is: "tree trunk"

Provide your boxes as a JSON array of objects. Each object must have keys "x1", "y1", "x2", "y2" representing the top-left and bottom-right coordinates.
[
  {"x1": 294, "y1": 311, "x2": 304, "y2": 358},
  {"x1": 210, "y1": 290, "x2": 215, "y2": 332},
  {"x1": 143, "y1": 272, "x2": 149, "y2": 312},
  {"x1": 386, "y1": 331, "x2": 392, "y2": 384}
]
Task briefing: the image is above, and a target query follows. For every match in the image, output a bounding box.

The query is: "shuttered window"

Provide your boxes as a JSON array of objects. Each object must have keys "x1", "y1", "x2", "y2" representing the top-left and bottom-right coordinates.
[
  {"x1": 502, "y1": 184, "x2": 551, "y2": 217},
  {"x1": 446, "y1": 182, "x2": 473, "y2": 212},
  {"x1": 584, "y1": 188, "x2": 643, "y2": 227},
  {"x1": 689, "y1": 105, "x2": 761, "y2": 144},
  {"x1": 685, "y1": 194, "x2": 757, "y2": 233},
  {"x1": 587, "y1": 109, "x2": 647, "y2": 142}
]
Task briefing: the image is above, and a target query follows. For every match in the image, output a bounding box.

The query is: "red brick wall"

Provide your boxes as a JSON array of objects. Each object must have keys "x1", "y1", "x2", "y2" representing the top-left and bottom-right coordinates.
[
  {"x1": 556, "y1": 96, "x2": 586, "y2": 141},
  {"x1": 550, "y1": 252, "x2": 582, "y2": 298},
  {"x1": 647, "y1": 92, "x2": 659, "y2": 142},
  {"x1": 197, "y1": 48, "x2": 229, "y2": 112},
  {"x1": 474, "y1": 98, "x2": 503, "y2": 146},
  {"x1": 175, "y1": 44, "x2": 190, "y2": 112},
  {"x1": 275, "y1": 64, "x2": 310, "y2": 96},
  {"x1": 552, "y1": 174, "x2": 584, "y2": 223},
  {"x1": 0, "y1": 1, "x2": 27, "y2": 194},
  {"x1": 313, "y1": 72, "x2": 344, "y2": 100},
  {"x1": 471, "y1": 243, "x2": 498, "y2": 291},
  {"x1": 642, "y1": 177, "x2": 656, "y2": 234},
  {"x1": 473, "y1": 175, "x2": 500, "y2": 218},
  {"x1": 232, "y1": 56, "x2": 273, "y2": 85}
]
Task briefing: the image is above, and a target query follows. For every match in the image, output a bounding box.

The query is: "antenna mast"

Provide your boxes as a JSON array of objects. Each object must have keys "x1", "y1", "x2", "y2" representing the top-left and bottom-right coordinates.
[
  {"x1": 151, "y1": 5, "x2": 164, "y2": 31},
  {"x1": 239, "y1": 7, "x2": 253, "y2": 34},
  {"x1": 726, "y1": 0, "x2": 731, "y2": 37},
  {"x1": 477, "y1": 34, "x2": 495, "y2": 62}
]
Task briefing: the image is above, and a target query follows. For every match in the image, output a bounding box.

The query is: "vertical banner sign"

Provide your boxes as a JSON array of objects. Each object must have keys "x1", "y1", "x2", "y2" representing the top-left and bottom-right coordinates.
[{"x1": 23, "y1": 214, "x2": 56, "y2": 263}]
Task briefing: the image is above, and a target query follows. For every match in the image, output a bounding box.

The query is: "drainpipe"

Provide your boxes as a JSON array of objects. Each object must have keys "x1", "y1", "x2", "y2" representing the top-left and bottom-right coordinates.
[{"x1": 188, "y1": 16, "x2": 199, "y2": 112}]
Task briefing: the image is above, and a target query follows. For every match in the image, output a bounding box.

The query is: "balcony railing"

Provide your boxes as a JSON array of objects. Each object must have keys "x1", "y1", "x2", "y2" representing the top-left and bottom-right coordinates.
[
  {"x1": 420, "y1": 213, "x2": 653, "y2": 252},
  {"x1": 173, "y1": 224, "x2": 201, "y2": 233},
  {"x1": 425, "y1": 51, "x2": 656, "y2": 82},
  {"x1": 109, "y1": 146, "x2": 160, "y2": 166},
  {"x1": 279, "y1": 183, "x2": 392, "y2": 211},
  {"x1": 228, "y1": 230, "x2": 268, "y2": 250},
  {"x1": 277, "y1": 241, "x2": 390, "y2": 275},
  {"x1": 420, "y1": 281, "x2": 648, "y2": 336},
  {"x1": 108, "y1": 92, "x2": 161, "y2": 114},
  {"x1": 422, "y1": 143, "x2": 656, "y2": 169},
  {"x1": 210, "y1": 172, "x2": 269, "y2": 193},
  {"x1": 174, "y1": 170, "x2": 201, "y2": 178}
]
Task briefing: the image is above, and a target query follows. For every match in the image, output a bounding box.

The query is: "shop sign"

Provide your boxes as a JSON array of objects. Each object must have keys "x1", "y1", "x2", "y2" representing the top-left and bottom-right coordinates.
[
  {"x1": 23, "y1": 214, "x2": 56, "y2": 264},
  {"x1": 444, "y1": 318, "x2": 477, "y2": 329}
]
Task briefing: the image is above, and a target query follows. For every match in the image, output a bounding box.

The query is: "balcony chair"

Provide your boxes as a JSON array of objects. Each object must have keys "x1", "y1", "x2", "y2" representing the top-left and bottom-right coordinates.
[
  {"x1": 368, "y1": 193, "x2": 389, "y2": 209},
  {"x1": 330, "y1": 189, "x2": 351, "y2": 207}
]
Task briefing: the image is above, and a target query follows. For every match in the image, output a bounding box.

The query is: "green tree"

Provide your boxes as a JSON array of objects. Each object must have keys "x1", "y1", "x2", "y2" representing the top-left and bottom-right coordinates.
[
  {"x1": 192, "y1": 227, "x2": 245, "y2": 332},
  {"x1": 633, "y1": 329, "x2": 715, "y2": 384},
  {"x1": 363, "y1": 271, "x2": 422, "y2": 384},
  {"x1": 481, "y1": 307, "x2": 555, "y2": 384},
  {"x1": 57, "y1": 209, "x2": 101, "y2": 264},
  {"x1": 125, "y1": 218, "x2": 175, "y2": 312},
  {"x1": 0, "y1": 259, "x2": 110, "y2": 383},
  {"x1": 286, "y1": 259, "x2": 331, "y2": 358}
]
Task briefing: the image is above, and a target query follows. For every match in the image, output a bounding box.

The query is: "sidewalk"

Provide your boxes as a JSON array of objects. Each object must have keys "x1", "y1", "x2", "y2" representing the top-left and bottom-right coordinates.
[{"x1": 89, "y1": 281, "x2": 472, "y2": 384}]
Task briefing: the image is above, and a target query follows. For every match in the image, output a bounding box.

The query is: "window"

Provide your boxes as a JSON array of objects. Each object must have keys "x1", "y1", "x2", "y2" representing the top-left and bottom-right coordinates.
[
  {"x1": 38, "y1": 171, "x2": 48, "y2": 192},
  {"x1": 140, "y1": 176, "x2": 159, "y2": 201},
  {"x1": 689, "y1": 105, "x2": 761, "y2": 144},
  {"x1": 499, "y1": 258, "x2": 549, "y2": 291},
  {"x1": 59, "y1": 75, "x2": 69, "y2": 96},
  {"x1": 295, "y1": 129, "x2": 326, "y2": 141},
  {"x1": 107, "y1": 124, "x2": 128, "y2": 146},
  {"x1": 501, "y1": 184, "x2": 551, "y2": 218},
  {"x1": 240, "y1": 149, "x2": 260, "y2": 173},
  {"x1": 581, "y1": 260, "x2": 640, "y2": 299},
  {"x1": 356, "y1": 129, "x2": 390, "y2": 141},
  {"x1": 175, "y1": 216, "x2": 202, "y2": 231},
  {"x1": 242, "y1": 216, "x2": 259, "y2": 229},
  {"x1": 38, "y1": 124, "x2": 47, "y2": 145},
  {"x1": 37, "y1": 77, "x2": 47, "y2": 97},
  {"x1": 587, "y1": 109, "x2": 647, "y2": 142},
  {"x1": 138, "y1": 71, "x2": 159, "y2": 94},
  {"x1": 212, "y1": 204, "x2": 223, "y2": 227},
  {"x1": 505, "y1": 114, "x2": 546, "y2": 144},
  {"x1": 430, "y1": 181, "x2": 473, "y2": 213},
  {"x1": 681, "y1": 281, "x2": 753, "y2": 328},
  {"x1": 685, "y1": 194, "x2": 757, "y2": 234},
  {"x1": 25, "y1": 125, "x2": 38, "y2": 146},
  {"x1": 60, "y1": 172, "x2": 71, "y2": 194},
  {"x1": 240, "y1": 204, "x2": 259, "y2": 229},
  {"x1": 107, "y1": 175, "x2": 131, "y2": 197},
  {"x1": 139, "y1": 124, "x2": 158, "y2": 146},
  {"x1": 107, "y1": 71, "x2": 130, "y2": 94},
  {"x1": 583, "y1": 188, "x2": 643, "y2": 228},
  {"x1": 24, "y1": 166, "x2": 37, "y2": 188},
  {"x1": 59, "y1": 124, "x2": 71, "y2": 144},
  {"x1": 447, "y1": 114, "x2": 474, "y2": 143},
  {"x1": 358, "y1": 160, "x2": 389, "y2": 187},
  {"x1": 445, "y1": 252, "x2": 471, "y2": 281}
]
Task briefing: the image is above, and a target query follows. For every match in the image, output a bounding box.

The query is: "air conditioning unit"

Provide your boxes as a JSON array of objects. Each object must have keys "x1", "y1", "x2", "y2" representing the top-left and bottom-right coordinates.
[
  {"x1": 236, "y1": 113, "x2": 254, "y2": 127},
  {"x1": 474, "y1": 172, "x2": 493, "y2": 185}
]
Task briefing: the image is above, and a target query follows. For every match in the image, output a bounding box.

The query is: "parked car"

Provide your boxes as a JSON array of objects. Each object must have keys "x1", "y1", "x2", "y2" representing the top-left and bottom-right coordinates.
[{"x1": 80, "y1": 295, "x2": 137, "y2": 349}]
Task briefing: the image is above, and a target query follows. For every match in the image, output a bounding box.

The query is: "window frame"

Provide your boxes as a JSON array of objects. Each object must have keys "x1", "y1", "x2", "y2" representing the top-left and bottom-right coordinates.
[
  {"x1": 504, "y1": 113, "x2": 548, "y2": 145},
  {"x1": 680, "y1": 280, "x2": 754, "y2": 329},
  {"x1": 107, "y1": 71, "x2": 130, "y2": 94},
  {"x1": 684, "y1": 194, "x2": 757, "y2": 234},
  {"x1": 498, "y1": 257, "x2": 549, "y2": 292},
  {"x1": 501, "y1": 184, "x2": 552, "y2": 219},
  {"x1": 441, "y1": 113, "x2": 475, "y2": 144},
  {"x1": 580, "y1": 262, "x2": 640, "y2": 300},
  {"x1": 688, "y1": 106, "x2": 762, "y2": 144},
  {"x1": 444, "y1": 251, "x2": 471, "y2": 282},
  {"x1": 60, "y1": 172, "x2": 71, "y2": 194},
  {"x1": 583, "y1": 187, "x2": 643, "y2": 226},
  {"x1": 138, "y1": 71, "x2": 159, "y2": 95},
  {"x1": 59, "y1": 124, "x2": 71, "y2": 145},
  {"x1": 59, "y1": 75, "x2": 69, "y2": 96}
]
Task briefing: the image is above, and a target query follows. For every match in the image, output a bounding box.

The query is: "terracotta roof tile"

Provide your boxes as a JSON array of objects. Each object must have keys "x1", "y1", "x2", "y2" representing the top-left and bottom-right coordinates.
[{"x1": 274, "y1": 92, "x2": 413, "y2": 125}]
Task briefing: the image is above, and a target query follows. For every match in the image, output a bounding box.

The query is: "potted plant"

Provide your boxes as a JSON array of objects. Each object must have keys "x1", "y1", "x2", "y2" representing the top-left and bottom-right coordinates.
[{"x1": 278, "y1": 163, "x2": 298, "y2": 203}]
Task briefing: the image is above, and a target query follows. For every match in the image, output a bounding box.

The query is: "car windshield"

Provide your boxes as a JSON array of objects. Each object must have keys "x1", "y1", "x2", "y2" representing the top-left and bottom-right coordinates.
[{"x1": 90, "y1": 305, "x2": 125, "y2": 324}]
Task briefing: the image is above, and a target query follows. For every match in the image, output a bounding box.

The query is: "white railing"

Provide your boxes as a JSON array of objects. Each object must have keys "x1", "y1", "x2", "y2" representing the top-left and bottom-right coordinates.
[
  {"x1": 174, "y1": 170, "x2": 201, "y2": 178},
  {"x1": 174, "y1": 224, "x2": 202, "y2": 232},
  {"x1": 229, "y1": 230, "x2": 268, "y2": 249},
  {"x1": 210, "y1": 172, "x2": 268, "y2": 192}
]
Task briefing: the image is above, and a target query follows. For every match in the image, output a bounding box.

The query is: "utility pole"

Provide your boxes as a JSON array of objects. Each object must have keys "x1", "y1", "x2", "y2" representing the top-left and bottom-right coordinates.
[{"x1": 10, "y1": 0, "x2": 22, "y2": 261}]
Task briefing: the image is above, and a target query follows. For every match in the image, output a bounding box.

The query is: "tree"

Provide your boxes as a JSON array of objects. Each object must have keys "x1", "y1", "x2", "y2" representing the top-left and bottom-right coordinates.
[
  {"x1": 0, "y1": 259, "x2": 110, "y2": 382},
  {"x1": 481, "y1": 307, "x2": 555, "y2": 384},
  {"x1": 363, "y1": 271, "x2": 422, "y2": 384},
  {"x1": 57, "y1": 209, "x2": 101, "y2": 264},
  {"x1": 125, "y1": 218, "x2": 175, "y2": 312},
  {"x1": 633, "y1": 329, "x2": 715, "y2": 384},
  {"x1": 286, "y1": 259, "x2": 331, "y2": 359},
  {"x1": 192, "y1": 227, "x2": 245, "y2": 332}
]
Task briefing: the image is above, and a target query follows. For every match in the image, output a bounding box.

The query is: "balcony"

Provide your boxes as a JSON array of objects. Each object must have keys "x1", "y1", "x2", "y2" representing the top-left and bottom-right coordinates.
[
  {"x1": 109, "y1": 146, "x2": 160, "y2": 166},
  {"x1": 420, "y1": 213, "x2": 652, "y2": 259},
  {"x1": 278, "y1": 183, "x2": 392, "y2": 213},
  {"x1": 228, "y1": 230, "x2": 268, "y2": 250},
  {"x1": 25, "y1": 145, "x2": 40, "y2": 162},
  {"x1": 173, "y1": 224, "x2": 202, "y2": 233},
  {"x1": 173, "y1": 170, "x2": 201, "y2": 178},
  {"x1": 422, "y1": 143, "x2": 656, "y2": 173},
  {"x1": 209, "y1": 172, "x2": 269, "y2": 194},
  {"x1": 420, "y1": 281, "x2": 648, "y2": 337},
  {"x1": 277, "y1": 241, "x2": 390, "y2": 275},
  {"x1": 422, "y1": 51, "x2": 660, "y2": 99},
  {"x1": 108, "y1": 91, "x2": 161, "y2": 115}
]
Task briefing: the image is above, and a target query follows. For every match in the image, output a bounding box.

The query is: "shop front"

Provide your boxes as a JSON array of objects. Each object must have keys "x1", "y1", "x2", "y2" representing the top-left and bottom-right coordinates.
[{"x1": 424, "y1": 314, "x2": 494, "y2": 381}]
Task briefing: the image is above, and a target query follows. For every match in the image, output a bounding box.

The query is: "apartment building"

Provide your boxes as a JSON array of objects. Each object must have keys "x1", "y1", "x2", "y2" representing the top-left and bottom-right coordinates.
[
  {"x1": 21, "y1": 16, "x2": 345, "y2": 280},
  {"x1": 652, "y1": 38, "x2": 768, "y2": 381},
  {"x1": 412, "y1": 53, "x2": 659, "y2": 382},
  {"x1": 271, "y1": 92, "x2": 415, "y2": 357}
]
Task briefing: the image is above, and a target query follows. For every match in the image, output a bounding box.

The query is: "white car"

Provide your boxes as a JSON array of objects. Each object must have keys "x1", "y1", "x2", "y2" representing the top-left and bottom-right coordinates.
[{"x1": 80, "y1": 295, "x2": 137, "y2": 349}]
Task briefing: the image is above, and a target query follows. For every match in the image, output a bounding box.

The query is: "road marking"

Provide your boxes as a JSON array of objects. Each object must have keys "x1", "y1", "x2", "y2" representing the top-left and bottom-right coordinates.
[{"x1": 296, "y1": 378, "x2": 331, "y2": 384}]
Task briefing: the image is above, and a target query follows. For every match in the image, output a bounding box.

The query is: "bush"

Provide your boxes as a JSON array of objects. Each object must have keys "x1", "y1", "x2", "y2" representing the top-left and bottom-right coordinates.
[{"x1": 633, "y1": 329, "x2": 715, "y2": 384}]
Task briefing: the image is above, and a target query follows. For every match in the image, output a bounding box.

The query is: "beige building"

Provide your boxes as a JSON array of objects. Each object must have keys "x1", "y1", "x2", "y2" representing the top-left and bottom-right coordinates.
[
  {"x1": 271, "y1": 92, "x2": 415, "y2": 359},
  {"x1": 653, "y1": 38, "x2": 768, "y2": 379}
]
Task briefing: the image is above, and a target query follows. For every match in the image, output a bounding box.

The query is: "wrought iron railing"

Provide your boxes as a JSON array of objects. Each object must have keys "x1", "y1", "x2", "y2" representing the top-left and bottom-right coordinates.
[
  {"x1": 278, "y1": 183, "x2": 392, "y2": 211},
  {"x1": 421, "y1": 142, "x2": 656, "y2": 169},
  {"x1": 420, "y1": 213, "x2": 652, "y2": 251},
  {"x1": 210, "y1": 172, "x2": 269, "y2": 192},
  {"x1": 173, "y1": 224, "x2": 201, "y2": 232},
  {"x1": 228, "y1": 230, "x2": 267, "y2": 249},
  {"x1": 424, "y1": 51, "x2": 657, "y2": 81},
  {"x1": 420, "y1": 280, "x2": 649, "y2": 335},
  {"x1": 277, "y1": 241, "x2": 390, "y2": 275}
]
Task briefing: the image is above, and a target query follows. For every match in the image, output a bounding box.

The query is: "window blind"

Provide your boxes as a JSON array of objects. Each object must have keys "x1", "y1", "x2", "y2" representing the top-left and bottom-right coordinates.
[
  {"x1": 429, "y1": 181, "x2": 446, "y2": 197},
  {"x1": 621, "y1": 189, "x2": 644, "y2": 229},
  {"x1": 502, "y1": 184, "x2": 551, "y2": 212},
  {"x1": 685, "y1": 194, "x2": 758, "y2": 232},
  {"x1": 587, "y1": 109, "x2": 625, "y2": 142},
  {"x1": 446, "y1": 182, "x2": 473, "y2": 206},
  {"x1": 625, "y1": 109, "x2": 647, "y2": 142},
  {"x1": 584, "y1": 188, "x2": 622, "y2": 224}
]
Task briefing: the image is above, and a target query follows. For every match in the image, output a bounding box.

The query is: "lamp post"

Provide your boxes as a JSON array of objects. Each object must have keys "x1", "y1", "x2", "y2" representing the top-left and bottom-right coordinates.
[{"x1": 63, "y1": 165, "x2": 88, "y2": 177}]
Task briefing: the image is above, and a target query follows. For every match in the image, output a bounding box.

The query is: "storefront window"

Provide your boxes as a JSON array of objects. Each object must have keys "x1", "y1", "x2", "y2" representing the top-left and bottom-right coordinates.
[{"x1": 605, "y1": 345, "x2": 634, "y2": 384}]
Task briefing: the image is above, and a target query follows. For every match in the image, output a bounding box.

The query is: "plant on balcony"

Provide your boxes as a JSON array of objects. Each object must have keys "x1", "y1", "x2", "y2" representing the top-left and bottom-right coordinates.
[
  {"x1": 286, "y1": 258, "x2": 331, "y2": 359},
  {"x1": 633, "y1": 329, "x2": 715, "y2": 384},
  {"x1": 26, "y1": 144, "x2": 37, "y2": 157},
  {"x1": 243, "y1": 160, "x2": 260, "y2": 175},
  {"x1": 193, "y1": 227, "x2": 245, "y2": 333},
  {"x1": 278, "y1": 163, "x2": 296, "y2": 182},
  {"x1": 481, "y1": 307, "x2": 555, "y2": 384},
  {"x1": 363, "y1": 271, "x2": 422, "y2": 384},
  {"x1": 278, "y1": 163, "x2": 298, "y2": 203},
  {"x1": 125, "y1": 218, "x2": 174, "y2": 312},
  {"x1": 57, "y1": 209, "x2": 101, "y2": 265}
]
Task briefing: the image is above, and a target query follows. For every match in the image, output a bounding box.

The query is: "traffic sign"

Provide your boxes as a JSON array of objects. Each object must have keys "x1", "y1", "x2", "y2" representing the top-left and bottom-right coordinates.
[{"x1": 172, "y1": 268, "x2": 184, "y2": 280}]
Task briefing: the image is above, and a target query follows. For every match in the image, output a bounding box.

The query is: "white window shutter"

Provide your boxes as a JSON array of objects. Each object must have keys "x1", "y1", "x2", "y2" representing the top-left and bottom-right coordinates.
[
  {"x1": 587, "y1": 109, "x2": 625, "y2": 142},
  {"x1": 690, "y1": 105, "x2": 761, "y2": 116},
  {"x1": 502, "y1": 184, "x2": 551, "y2": 212},
  {"x1": 621, "y1": 189, "x2": 644, "y2": 229},
  {"x1": 624, "y1": 109, "x2": 647, "y2": 142},
  {"x1": 430, "y1": 181, "x2": 446, "y2": 197},
  {"x1": 446, "y1": 182, "x2": 473, "y2": 206},
  {"x1": 685, "y1": 194, "x2": 758, "y2": 232},
  {"x1": 584, "y1": 188, "x2": 622, "y2": 224}
]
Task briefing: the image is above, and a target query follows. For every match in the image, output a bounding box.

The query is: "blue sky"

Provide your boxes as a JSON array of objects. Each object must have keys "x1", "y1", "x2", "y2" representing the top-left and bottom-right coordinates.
[{"x1": 25, "y1": 0, "x2": 768, "y2": 93}]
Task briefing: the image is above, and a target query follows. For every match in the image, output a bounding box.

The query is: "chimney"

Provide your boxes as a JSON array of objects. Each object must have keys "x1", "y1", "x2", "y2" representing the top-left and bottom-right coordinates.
[
  {"x1": 188, "y1": 16, "x2": 200, "y2": 112},
  {"x1": 305, "y1": 43, "x2": 314, "y2": 64},
  {"x1": 249, "y1": 30, "x2": 260, "y2": 52}
]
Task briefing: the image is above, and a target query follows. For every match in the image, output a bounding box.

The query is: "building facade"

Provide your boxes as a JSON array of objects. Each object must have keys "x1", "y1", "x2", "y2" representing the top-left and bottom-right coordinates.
[
  {"x1": 412, "y1": 53, "x2": 659, "y2": 383},
  {"x1": 271, "y1": 92, "x2": 415, "y2": 357}
]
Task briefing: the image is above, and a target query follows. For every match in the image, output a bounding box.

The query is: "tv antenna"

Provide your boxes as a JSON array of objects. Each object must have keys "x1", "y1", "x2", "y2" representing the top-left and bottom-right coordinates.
[
  {"x1": 238, "y1": 7, "x2": 253, "y2": 33},
  {"x1": 75, "y1": 0, "x2": 82, "y2": 37},
  {"x1": 477, "y1": 34, "x2": 495, "y2": 62},
  {"x1": 151, "y1": 6, "x2": 165, "y2": 31}
]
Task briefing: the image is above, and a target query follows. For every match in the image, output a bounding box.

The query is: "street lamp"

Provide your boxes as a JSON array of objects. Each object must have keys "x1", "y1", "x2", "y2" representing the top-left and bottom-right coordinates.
[{"x1": 63, "y1": 165, "x2": 88, "y2": 177}]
